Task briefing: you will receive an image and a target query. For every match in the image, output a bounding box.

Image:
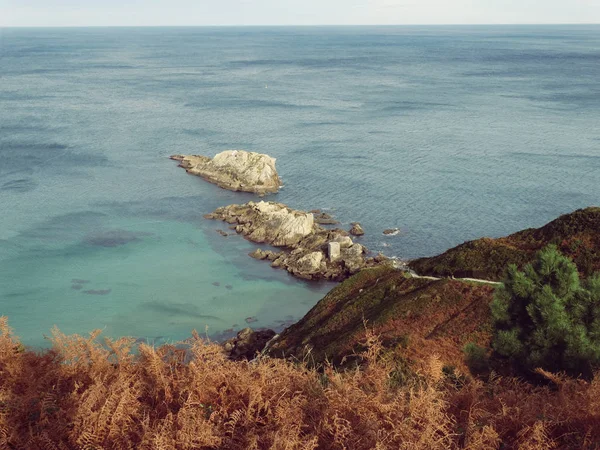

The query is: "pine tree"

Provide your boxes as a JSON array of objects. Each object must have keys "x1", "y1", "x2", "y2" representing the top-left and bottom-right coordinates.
[{"x1": 491, "y1": 245, "x2": 600, "y2": 378}]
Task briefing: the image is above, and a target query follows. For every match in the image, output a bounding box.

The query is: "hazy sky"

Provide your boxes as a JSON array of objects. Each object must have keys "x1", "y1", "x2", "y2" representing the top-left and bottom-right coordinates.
[{"x1": 1, "y1": 0, "x2": 599, "y2": 27}]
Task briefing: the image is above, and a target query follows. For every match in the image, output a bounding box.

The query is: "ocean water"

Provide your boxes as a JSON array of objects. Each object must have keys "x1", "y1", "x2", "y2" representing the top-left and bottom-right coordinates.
[{"x1": 1, "y1": 25, "x2": 599, "y2": 347}]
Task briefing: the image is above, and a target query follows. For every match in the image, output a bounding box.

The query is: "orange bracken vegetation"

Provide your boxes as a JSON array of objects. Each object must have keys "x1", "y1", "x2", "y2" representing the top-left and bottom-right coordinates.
[{"x1": 1, "y1": 317, "x2": 599, "y2": 450}]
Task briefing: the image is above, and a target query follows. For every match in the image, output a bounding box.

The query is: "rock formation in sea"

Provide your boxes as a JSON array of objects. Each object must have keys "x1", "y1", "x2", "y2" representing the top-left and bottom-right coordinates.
[
  {"x1": 170, "y1": 150, "x2": 282, "y2": 195},
  {"x1": 205, "y1": 201, "x2": 387, "y2": 280},
  {"x1": 349, "y1": 222, "x2": 365, "y2": 236},
  {"x1": 222, "y1": 327, "x2": 277, "y2": 361},
  {"x1": 310, "y1": 210, "x2": 340, "y2": 225}
]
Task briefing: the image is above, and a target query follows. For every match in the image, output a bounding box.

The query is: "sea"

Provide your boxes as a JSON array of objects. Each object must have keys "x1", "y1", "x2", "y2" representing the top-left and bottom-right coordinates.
[{"x1": 1, "y1": 25, "x2": 599, "y2": 347}]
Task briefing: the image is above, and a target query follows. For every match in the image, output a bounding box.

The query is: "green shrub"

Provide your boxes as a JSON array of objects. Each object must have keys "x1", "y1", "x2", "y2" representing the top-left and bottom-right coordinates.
[
  {"x1": 491, "y1": 245, "x2": 600, "y2": 378},
  {"x1": 463, "y1": 342, "x2": 489, "y2": 375}
]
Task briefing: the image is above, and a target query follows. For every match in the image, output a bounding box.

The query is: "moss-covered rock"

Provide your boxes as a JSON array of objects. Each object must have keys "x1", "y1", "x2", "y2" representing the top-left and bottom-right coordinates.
[{"x1": 410, "y1": 207, "x2": 600, "y2": 281}]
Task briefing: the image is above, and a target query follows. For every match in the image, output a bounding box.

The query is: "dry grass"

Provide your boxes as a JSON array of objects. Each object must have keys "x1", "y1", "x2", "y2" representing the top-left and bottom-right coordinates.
[{"x1": 1, "y1": 318, "x2": 599, "y2": 449}]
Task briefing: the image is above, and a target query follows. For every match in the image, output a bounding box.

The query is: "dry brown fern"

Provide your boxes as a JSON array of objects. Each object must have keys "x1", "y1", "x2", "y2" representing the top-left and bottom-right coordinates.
[{"x1": 2, "y1": 318, "x2": 600, "y2": 449}]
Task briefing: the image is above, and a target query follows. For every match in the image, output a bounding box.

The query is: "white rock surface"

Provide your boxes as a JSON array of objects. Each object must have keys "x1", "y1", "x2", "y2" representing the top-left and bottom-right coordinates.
[
  {"x1": 252, "y1": 201, "x2": 314, "y2": 246},
  {"x1": 341, "y1": 244, "x2": 366, "y2": 274},
  {"x1": 207, "y1": 201, "x2": 314, "y2": 247},
  {"x1": 334, "y1": 235, "x2": 354, "y2": 249},
  {"x1": 171, "y1": 150, "x2": 282, "y2": 194},
  {"x1": 295, "y1": 252, "x2": 323, "y2": 274}
]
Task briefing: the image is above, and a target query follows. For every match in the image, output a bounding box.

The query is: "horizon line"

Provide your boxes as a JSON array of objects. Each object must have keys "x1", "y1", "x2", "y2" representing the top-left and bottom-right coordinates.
[{"x1": 2, "y1": 22, "x2": 600, "y2": 29}]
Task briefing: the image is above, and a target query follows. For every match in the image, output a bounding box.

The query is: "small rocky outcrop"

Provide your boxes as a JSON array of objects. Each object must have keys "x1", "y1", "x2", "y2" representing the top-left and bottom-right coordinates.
[
  {"x1": 170, "y1": 150, "x2": 282, "y2": 195},
  {"x1": 295, "y1": 252, "x2": 323, "y2": 275},
  {"x1": 349, "y1": 222, "x2": 365, "y2": 236},
  {"x1": 383, "y1": 228, "x2": 400, "y2": 236},
  {"x1": 222, "y1": 328, "x2": 276, "y2": 361},
  {"x1": 249, "y1": 248, "x2": 281, "y2": 261},
  {"x1": 206, "y1": 201, "x2": 387, "y2": 281},
  {"x1": 311, "y1": 210, "x2": 339, "y2": 225}
]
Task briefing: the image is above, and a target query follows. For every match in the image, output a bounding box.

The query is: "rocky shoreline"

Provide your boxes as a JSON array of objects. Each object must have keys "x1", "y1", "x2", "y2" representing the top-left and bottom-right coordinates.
[
  {"x1": 169, "y1": 149, "x2": 393, "y2": 356},
  {"x1": 167, "y1": 151, "x2": 600, "y2": 370},
  {"x1": 205, "y1": 201, "x2": 388, "y2": 281}
]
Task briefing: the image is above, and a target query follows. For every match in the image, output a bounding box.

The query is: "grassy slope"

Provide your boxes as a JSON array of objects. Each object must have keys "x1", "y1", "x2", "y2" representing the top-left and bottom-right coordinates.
[
  {"x1": 269, "y1": 265, "x2": 495, "y2": 369},
  {"x1": 410, "y1": 207, "x2": 600, "y2": 281}
]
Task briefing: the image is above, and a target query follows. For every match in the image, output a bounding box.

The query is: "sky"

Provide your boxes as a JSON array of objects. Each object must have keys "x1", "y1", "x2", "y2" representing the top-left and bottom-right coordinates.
[{"x1": 1, "y1": 0, "x2": 599, "y2": 27}]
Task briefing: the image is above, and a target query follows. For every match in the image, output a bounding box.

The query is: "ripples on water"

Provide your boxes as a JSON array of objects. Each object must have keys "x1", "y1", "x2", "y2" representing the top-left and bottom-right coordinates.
[{"x1": 1, "y1": 25, "x2": 599, "y2": 345}]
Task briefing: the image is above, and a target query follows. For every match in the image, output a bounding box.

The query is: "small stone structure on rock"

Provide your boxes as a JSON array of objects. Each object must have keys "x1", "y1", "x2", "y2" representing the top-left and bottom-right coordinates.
[
  {"x1": 170, "y1": 150, "x2": 282, "y2": 195},
  {"x1": 328, "y1": 242, "x2": 341, "y2": 262}
]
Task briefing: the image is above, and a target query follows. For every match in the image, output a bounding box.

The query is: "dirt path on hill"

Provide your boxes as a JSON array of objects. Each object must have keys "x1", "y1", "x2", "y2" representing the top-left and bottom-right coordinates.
[{"x1": 405, "y1": 270, "x2": 502, "y2": 286}]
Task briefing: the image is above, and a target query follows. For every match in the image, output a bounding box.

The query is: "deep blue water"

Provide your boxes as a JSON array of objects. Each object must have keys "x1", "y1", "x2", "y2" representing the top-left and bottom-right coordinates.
[{"x1": 1, "y1": 25, "x2": 599, "y2": 346}]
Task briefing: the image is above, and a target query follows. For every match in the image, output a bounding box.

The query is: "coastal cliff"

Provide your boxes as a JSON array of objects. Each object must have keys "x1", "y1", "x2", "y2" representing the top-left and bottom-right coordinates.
[
  {"x1": 410, "y1": 207, "x2": 600, "y2": 281},
  {"x1": 262, "y1": 207, "x2": 600, "y2": 369},
  {"x1": 3, "y1": 208, "x2": 600, "y2": 449},
  {"x1": 268, "y1": 265, "x2": 495, "y2": 368},
  {"x1": 170, "y1": 150, "x2": 282, "y2": 194}
]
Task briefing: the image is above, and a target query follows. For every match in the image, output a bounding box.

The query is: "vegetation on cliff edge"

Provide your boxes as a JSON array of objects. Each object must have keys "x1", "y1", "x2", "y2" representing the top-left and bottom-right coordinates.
[
  {"x1": 268, "y1": 265, "x2": 495, "y2": 370},
  {"x1": 492, "y1": 245, "x2": 600, "y2": 378},
  {"x1": 410, "y1": 207, "x2": 600, "y2": 281}
]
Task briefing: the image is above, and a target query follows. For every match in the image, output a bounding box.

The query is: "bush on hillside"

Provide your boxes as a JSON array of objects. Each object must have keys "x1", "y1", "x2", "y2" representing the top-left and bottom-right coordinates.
[
  {"x1": 463, "y1": 342, "x2": 490, "y2": 375},
  {"x1": 491, "y1": 245, "x2": 600, "y2": 378},
  {"x1": 2, "y1": 318, "x2": 600, "y2": 448}
]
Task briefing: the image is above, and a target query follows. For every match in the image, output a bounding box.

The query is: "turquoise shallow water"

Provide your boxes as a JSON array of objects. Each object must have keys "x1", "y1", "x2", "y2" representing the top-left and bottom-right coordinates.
[
  {"x1": 1, "y1": 214, "x2": 329, "y2": 346},
  {"x1": 1, "y1": 25, "x2": 599, "y2": 346}
]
